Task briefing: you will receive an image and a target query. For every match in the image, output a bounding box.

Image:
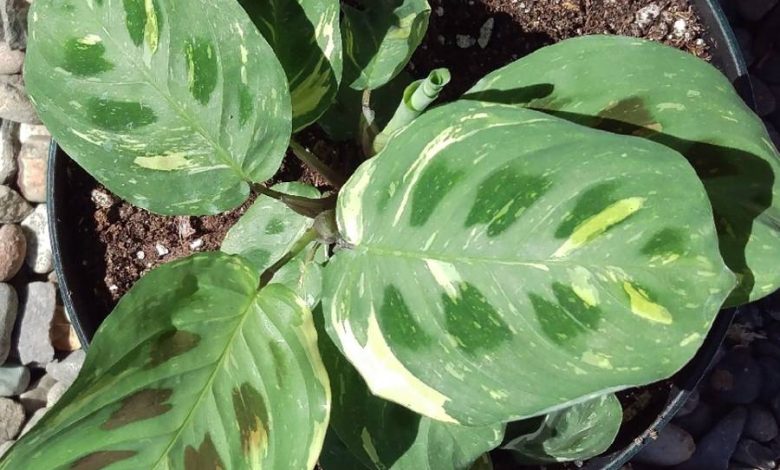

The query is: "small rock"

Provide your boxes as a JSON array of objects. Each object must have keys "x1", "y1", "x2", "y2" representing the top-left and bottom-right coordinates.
[
  {"x1": 732, "y1": 438, "x2": 777, "y2": 470},
  {"x1": 189, "y1": 238, "x2": 203, "y2": 250},
  {"x1": 15, "y1": 281, "x2": 56, "y2": 366},
  {"x1": 16, "y1": 135, "x2": 49, "y2": 202},
  {"x1": 759, "y1": 356, "x2": 780, "y2": 401},
  {"x1": 676, "y1": 406, "x2": 747, "y2": 470},
  {"x1": 0, "y1": 119, "x2": 19, "y2": 184},
  {"x1": 0, "y1": 75, "x2": 39, "y2": 124},
  {"x1": 0, "y1": 440, "x2": 13, "y2": 458},
  {"x1": 18, "y1": 123, "x2": 48, "y2": 143},
  {"x1": 752, "y1": 75, "x2": 777, "y2": 117},
  {"x1": 0, "y1": 41, "x2": 22, "y2": 74},
  {"x1": 0, "y1": 0, "x2": 28, "y2": 50},
  {"x1": 674, "y1": 401, "x2": 715, "y2": 439},
  {"x1": 45, "y1": 380, "x2": 67, "y2": 406},
  {"x1": 155, "y1": 243, "x2": 169, "y2": 257},
  {"x1": 20, "y1": 204, "x2": 52, "y2": 274},
  {"x1": 477, "y1": 18, "x2": 494, "y2": 48},
  {"x1": 19, "y1": 374, "x2": 55, "y2": 413},
  {"x1": 708, "y1": 347, "x2": 762, "y2": 404},
  {"x1": 0, "y1": 185, "x2": 31, "y2": 223},
  {"x1": 50, "y1": 306, "x2": 81, "y2": 352},
  {"x1": 633, "y1": 423, "x2": 696, "y2": 466},
  {"x1": 45, "y1": 349, "x2": 84, "y2": 386},
  {"x1": 455, "y1": 34, "x2": 476, "y2": 48},
  {"x1": 0, "y1": 397, "x2": 24, "y2": 440},
  {"x1": 736, "y1": 0, "x2": 778, "y2": 21},
  {"x1": 672, "y1": 18, "x2": 687, "y2": 38},
  {"x1": 89, "y1": 188, "x2": 114, "y2": 209},
  {"x1": 747, "y1": 404, "x2": 779, "y2": 443},
  {"x1": 0, "y1": 224, "x2": 25, "y2": 281},
  {"x1": 0, "y1": 364, "x2": 28, "y2": 396},
  {"x1": 677, "y1": 389, "x2": 700, "y2": 418},
  {"x1": 0, "y1": 283, "x2": 17, "y2": 364},
  {"x1": 19, "y1": 406, "x2": 46, "y2": 437},
  {"x1": 635, "y1": 3, "x2": 661, "y2": 30},
  {"x1": 757, "y1": 52, "x2": 780, "y2": 85}
]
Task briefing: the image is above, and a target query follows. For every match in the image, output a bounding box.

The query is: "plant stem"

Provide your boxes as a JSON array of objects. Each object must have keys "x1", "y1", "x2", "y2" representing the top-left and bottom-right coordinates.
[
  {"x1": 253, "y1": 184, "x2": 337, "y2": 218},
  {"x1": 289, "y1": 138, "x2": 346, "y2": 188},
  {"x1": 360, "y1": 89, "x2": 379, "y2": 157},
  {"x1": 259, "y1": 228, "x2": 319, "y2": 288}
]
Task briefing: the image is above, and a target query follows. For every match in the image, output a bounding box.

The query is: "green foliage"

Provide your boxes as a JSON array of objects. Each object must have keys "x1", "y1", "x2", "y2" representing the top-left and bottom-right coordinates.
[
  {"x1": 503, "y1": 394, "x2": 623, "y2": 463},
  {"x1": 12, "y1": 2, "x2": 780, "y2": 468}
]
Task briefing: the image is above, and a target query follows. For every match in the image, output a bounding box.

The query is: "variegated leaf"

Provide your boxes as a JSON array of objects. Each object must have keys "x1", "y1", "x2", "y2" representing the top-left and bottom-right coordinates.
[
  {"x1": 273, "y1": 244, "x2": 328, "y2": 309},
  {"x1": 466, "y1": 35, "x2": 780, "y2": 306},
  {"x1": 319, "y1": 429, "x2": 372, "y2": 470},
  {"x1": 25, "y1": 0, "x2": 291, "y2": 215},
  {"x1": 0, "y1": 253, "x2": 330, "y2": 469},
  {"x1": 222, "y1": 182, "x2": 320, "y2": 272},
  {"x1": 342, "y1": 0, "x2": 430, "y2": 90},
  {"x1": 318, "y1": 308, "x2": 504, "y2": 470},
  {"x1": 324, "y1": 100, "x2": 734, "y2": 426},
  {"x1": 239, "y1": 0, "x2": 342, "y2": 131},
  {"x1": 503, "y1": 394, "x2": 622, "y2": 463}
]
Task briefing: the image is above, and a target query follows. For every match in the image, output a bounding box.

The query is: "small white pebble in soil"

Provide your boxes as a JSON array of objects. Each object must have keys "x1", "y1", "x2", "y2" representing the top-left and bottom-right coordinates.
[
  {"x1": 189, "y1": 238, "x2": 203, "y2": 250},
  {"x1": 155, "y1": 243, "x2": 169, "y2": 257},
  {"x1": 672, "y1": 18, "x2": 687, "y2": 37},
  {"x1": 136, "y1": 250, "x2": 145, "y2": 260},
  {"x1": 89, "y1": 189, "x2": 114, "y2": 209},
  {"x1": 456, "y1": 34, "x2": 476, "y2": 48},
  {"x1": 437, "y1": 34, "x2": 446, "y2": 45},
  {"x1": 478, "y1": 18, "x2": 495, "y2": 49},
  {"x1": 635, "y1": 3, "x2": 661, "y2": 30},
  {"x1": 435, "y1": 6, "x2": 444, "y2": 16},
  {"x1": 108, "y1": 285, "x2": 118, "y2": 292}
]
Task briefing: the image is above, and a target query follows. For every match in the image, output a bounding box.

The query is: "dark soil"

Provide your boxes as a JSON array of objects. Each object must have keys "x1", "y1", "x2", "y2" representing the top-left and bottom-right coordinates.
[{"x1": 61, "y1": 0, "x2": 715, "y2": 468}]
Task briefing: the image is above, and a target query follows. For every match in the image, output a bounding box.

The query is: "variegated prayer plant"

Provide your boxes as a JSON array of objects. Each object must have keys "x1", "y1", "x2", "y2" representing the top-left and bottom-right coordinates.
[{"x1": 3, "y1": 0, "x2": 780, "y2": 468}]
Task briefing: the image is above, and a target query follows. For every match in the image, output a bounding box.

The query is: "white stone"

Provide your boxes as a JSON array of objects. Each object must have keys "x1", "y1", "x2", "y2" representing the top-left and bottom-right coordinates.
[
  {"x1": 16, "y1": 135, "x2": 49, "y2": 202},
  {"x1": 19, "y1": 374, "x2": 55, "y2": 413},
  {"x1": 45, "y1": 349, "x2": 84, "y2": 386},
  {"x1": 19, "y1": 406, "x2": 46, "y2": 437},
  {"x1": 15, "y1": 281, "x2": 56, "y2": 366},
  {"x1": 0, "y1": 364, "x2": 28, "y2": 397},
  {"x1": 0, "y1": 398, "x2": 23, "y2": 440},
  {"x1": 20, "y1": 204, "x2": 52, "y2": 273},
  {"x1": 0, "y1": 41, "x2": 22, "y2": 74},
  {"x1": 0, "y1": 184, "x2": 31, "y2": 223},
  {"x1": 0, "y1": 75, "x2": 39, "y2": 124},
  {"x1": 0, "y1": 119, "x2": 19, "y2": 184}
]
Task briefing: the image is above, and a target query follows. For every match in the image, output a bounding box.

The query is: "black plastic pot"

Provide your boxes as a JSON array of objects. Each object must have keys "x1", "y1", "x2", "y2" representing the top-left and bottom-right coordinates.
[{"x1": 47, "y1": 0, "x2": 751, "y2": 467}]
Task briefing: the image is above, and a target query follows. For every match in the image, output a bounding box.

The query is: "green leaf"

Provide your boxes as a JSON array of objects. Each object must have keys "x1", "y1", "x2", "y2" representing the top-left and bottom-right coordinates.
[
  {"x1": 222, "y1": 182, "x2": 320, "y2": 272},
  {"x1": 466, "y1": 34, "x2": 780, "y2": 306},
  {"x1": 319, "y1": 429, "x2": 372, "y2": 470},
  {"x1": 25, "y1": 0, "x2": 291, "y2": 215},
  {"x1": 324, "y1": 100, "x2": 734, "y2": 426},
  {"x1": 470, "y1": 454, "x2": 493, "y2": 470},
  {"x1": 318, "y1": 307, "x2": 504, "y2": 470},
  {"x1": 503, "y1": 394, "x2": 622, "y2": 463},
  {"x1": 342, "y1": 0, "x2": 430, "y2": 90},
  {"x1": 318, "y1": 70, "x2": 413, "y2": 142},
  {"x1": 273, "y1": 244, "x2": 328, "y2": 309},
  {"x1": 0, "y1": 253, "x2": 330, "y2": 469},
  {"x1": 239, "y1": 0, "x2": 343, "y2": 131}
]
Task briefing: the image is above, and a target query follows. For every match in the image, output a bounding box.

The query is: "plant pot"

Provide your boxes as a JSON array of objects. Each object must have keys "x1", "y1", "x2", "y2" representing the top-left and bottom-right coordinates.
[{"x1": 46, "y1": 0, "x2": 752, "y2": 467}]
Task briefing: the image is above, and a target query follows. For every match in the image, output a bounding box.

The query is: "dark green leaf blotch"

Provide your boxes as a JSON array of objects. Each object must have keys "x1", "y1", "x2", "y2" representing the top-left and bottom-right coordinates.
[
  {"x1": 443, "y1": 283, "x2": 511, "y2": 354},
  {"x1": 62, "y1": 38, "x2": 113, "y2": 77},
  {"x1": 88, "y1": 98, "x2": 157, "y2": 132},
  {"x1": 185, "y1": 37, "x2": 218, "y2": 105}
]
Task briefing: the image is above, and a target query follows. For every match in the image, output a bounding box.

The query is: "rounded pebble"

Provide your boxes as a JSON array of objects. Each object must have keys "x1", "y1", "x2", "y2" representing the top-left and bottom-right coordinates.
[
  {"x1": 0, "y1": 185, "x2": 31, "y2": 223},
  {"x1": 633, "y1": 423, "x2": 696, "y2": 466},
  {"x1": 0, "y1": 398, "x2": 24, "y2": 441},
  {"x1": 0, "y1": 224, "x2": 25, "y2": 281},
  {"x1": 708, "y1": 347, "x2": 762, "y2": 404},
  {"x1": 0, "y1": 364, "x2": 28, "y2": 397},
  {"x1": 746, "y1": 403, "x2": 779, "y2": 443}
]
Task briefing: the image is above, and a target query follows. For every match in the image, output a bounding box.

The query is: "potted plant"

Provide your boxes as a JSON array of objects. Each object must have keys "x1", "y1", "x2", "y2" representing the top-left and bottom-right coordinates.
[{"x1": 4, "y1": 0, "x2": 779, "y2": 469}]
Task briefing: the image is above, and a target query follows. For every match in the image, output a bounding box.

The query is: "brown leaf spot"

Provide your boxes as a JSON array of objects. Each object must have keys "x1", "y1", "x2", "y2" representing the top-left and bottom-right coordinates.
[
  {"x1": 70, "y1": 450, "x2": 137, "y2": 470},
  {"x1": 102, "y1": 388, "x2": 173, "y2": 430},
  {"x1": 232, "y1": 383, "x2": 269, "y2": 457},
  {"x1": 146, "y1": 329, "x2": 201, "y2": 369},
  {"x1": 184, "y1": 433, "x2": 224, "y2": 470}
]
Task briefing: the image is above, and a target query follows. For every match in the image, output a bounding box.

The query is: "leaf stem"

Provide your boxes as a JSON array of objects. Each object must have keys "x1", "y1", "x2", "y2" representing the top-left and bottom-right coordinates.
[
  {"x1": 289, "y1": 138, "x2": 346, "y2": 188},
  {"x1": 259, "y1": 228, "x2": 319, "y2": 288},
  {"x1": 360, "y1": 89, "x2": 379, "y2": 157},
  {"x1": 253, "y1": 184, "x2": 337, "y2": 218}
]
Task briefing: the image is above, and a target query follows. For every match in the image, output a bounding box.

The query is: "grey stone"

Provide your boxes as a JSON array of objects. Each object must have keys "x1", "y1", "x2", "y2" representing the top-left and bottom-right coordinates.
[
  {"x1": 0, "y1": 75, "x2": 39, "y2": 124},
  {"x1": 0, "y1": 224, "x2": 25, "y2": 281},
  {"x1": 20, "y1": 204, "x2": 52, "y2": 274},
  {"x1": 0, "y1": 41, "x2": 22, "y2": 74},
  {"x1": 19, "y1": 373, "x2": 55, "y2": 413},
  {"x1": 0, "y1": 0, "x2": 27, "y2": 50},
  {"x1": 0, "y1": 398, "x2": 23, "y2": 440},
  {"x1": 45, "y1": 380, "x2": 67, "y2": 406},
  {"x1": 759, "y1": 356, "x2": 780, "y2": 401},
  {"x1": 746, "y1": 404, "x2": 779, "y2": 443},
  {"x1": 732, "y1": 438, "x2": 777, "y2": 469},
  {"x1": 0, "y1": 120, "x2": 19, "y2": 184},
  {"x1": 737, "y1": 0, "x2": 779, "y2": 21},
  {"x1": 0, "y1": 364, "x2": 28, "y2": 397},
  {"x1": 0, "y1": 185, "x2": 30, "y2": 223},
  {"x1": 708, "y1": 347, "x2": 762, "y2": 404},
  {"x1": 45, "y1": 349, "x2": 84, "y2": 386},
  {"x1": 676, "y1": 406, "x2": 747, "y2": 470},
  {"x1": 677, "y1": 390, "x2": 700, "y2": 418},
  {"x1": 757, "y1": 52, "x2": 780, "y2": 85},
  {"x1": 18, "y1": 124, "x2": 49, "y2": 143},
  {"x1": 15, "y1": 282, "x2": 55, "y2": 366},
  {"x1": 753, "y1": 76, "x2": 777, "y2": 117},
  {"x1": 0, "y1": 283, "x2": 17, "y2": 364},
  {"x1": 15, "y1": 135, "x2": 48, "y2": 203},
  {"x1": 674, "y1": 401, "x2": 715, "y2": 439},
  {"x1": 633, "y1": 424, "x2": 696, "y2": 466},
  {"x1": 0, "y1": 440, "x2": 13, "y2": 459},
  {"x1": 19, "y1": 406, "x2": 45, "y2": 437}
]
